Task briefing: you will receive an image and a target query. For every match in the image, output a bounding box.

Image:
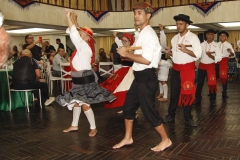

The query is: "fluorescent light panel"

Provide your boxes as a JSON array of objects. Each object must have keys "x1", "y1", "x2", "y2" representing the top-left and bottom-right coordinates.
[
  {"x1": 165, "y1": 25, "x2": 199, "y2": 30},
  {"x1": 219, "y1": 22, "x2": 240, "y2": 27},
  {"x1": 7, "y1": 28, "x2": 56, "y2": 34},
  {"x1": 111, "y1": 28, "x2": 136, "y2": 32}
]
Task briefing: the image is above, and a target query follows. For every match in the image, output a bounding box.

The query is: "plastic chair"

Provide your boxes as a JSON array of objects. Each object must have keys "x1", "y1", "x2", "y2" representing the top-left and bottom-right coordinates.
[
  {"x1": 99, "y1": 62, "x2": 114, "y2": 77},
  {"x1": 4, "y1": 65, "x2": 42, "y2": 112},
  {"x1": 60, "y1": 63, "x2": 72, "y2": 93},
  {"x1": 45, "y1": 62, "x2": 62, "y2": 95}
]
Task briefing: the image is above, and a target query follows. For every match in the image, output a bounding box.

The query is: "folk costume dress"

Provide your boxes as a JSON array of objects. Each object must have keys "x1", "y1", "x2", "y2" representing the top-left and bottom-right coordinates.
[{"x1": 55, "y1": 25, "x2": 116, "y2": 110}]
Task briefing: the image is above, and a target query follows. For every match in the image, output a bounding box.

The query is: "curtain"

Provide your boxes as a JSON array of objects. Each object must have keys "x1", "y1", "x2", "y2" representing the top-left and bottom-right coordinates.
[{"x1": 94, "y1": 36, "x2": 115, "y2": 60}]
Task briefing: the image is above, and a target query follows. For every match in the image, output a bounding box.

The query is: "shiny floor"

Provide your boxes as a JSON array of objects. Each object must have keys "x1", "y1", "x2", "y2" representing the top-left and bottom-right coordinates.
[{"x1": 0, "y1": 80, "x2": 240, "y2": 160}]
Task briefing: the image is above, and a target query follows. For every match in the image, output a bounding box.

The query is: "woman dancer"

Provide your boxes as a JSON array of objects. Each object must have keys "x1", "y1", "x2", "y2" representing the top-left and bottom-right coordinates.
[{"x1": 56, "y1": 9, "x2": 115, "y2": 137}]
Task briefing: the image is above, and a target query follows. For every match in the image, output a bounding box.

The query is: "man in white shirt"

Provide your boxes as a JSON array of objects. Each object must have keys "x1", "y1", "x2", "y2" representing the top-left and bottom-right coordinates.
[
  {"x1": 112, "y1": 2, "x2": 172, "y2": 152},
  {"x1": 195, "y1": 29, "x2": 222, "y2": 107},
  {"x1": 164, "y1": 14, "x2": 202, "y2": 127},
  {"x1": 217, "y1": 31, "x2": 235, "y2": 99},
  {"x1": 52, "y1": 48, "x2": 68, "y2": 77}
]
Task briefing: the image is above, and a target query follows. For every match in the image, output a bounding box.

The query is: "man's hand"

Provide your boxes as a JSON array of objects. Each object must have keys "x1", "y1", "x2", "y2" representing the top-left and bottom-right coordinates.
[
  {"x1": 64, "y1": 9, "x2": 71, "y2": 18},
  {"x1": 227, "y1": 48, "x2": 232, "y2": 53},
  {"x1": 113, "y1": 31, "x2": 117, "y2": 37},
  {"x1": 34, "y1": 40, "x2": 40, "y2": 44},
  {"x1": 71, "y1": 11, "x2": 77, "y2": 22},
  {"x1": 178, "y1": 44, "x2": 188, "y2": 53},
  {"x1": 206, "y1": 51, "x2": 212, "y2": 57},
  {"x1": 117, "y1": 47, "x2": 129, "y2": 57},
  {"x1": 159, "y1": 24, "x2": 164, "y2": 31}
]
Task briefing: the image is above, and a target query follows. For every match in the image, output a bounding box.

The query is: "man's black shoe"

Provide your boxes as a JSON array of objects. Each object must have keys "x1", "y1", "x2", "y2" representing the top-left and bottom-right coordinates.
[
  {"x1": 163, "y1": 115, "x2": 175, "y2": 123},
  {"x1": 185, "y1": 119, "x2": 198, "y2": 127},
  {"x1": 222, "y1": 95, "x2": 229, "y2": 99},
  {"x1": 193, "y1": 101, "x2": 201, "y2": 107},
  {"x1": 210, "y1": 100, "x2": 216, "y2": 106}
]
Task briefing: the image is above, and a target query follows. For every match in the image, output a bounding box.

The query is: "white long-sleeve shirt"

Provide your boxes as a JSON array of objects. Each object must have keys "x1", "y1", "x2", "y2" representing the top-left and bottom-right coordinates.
[
  {"x1": 66, "y1": 25, "x2": 92, "y2": 71},
  {"x1": 171, "y1": 30, "x2": 202, "y2": 64},
  {"x1": 200, "y1": 41, "x2": 222, "y2": 64},
  {"x1": 132, "y1": 25, "x2": 161, "y2": 71},
  {"x1": 218, "y1": 41, "x2": 235, "y2": 58},
  {"x1": 160, "y1": 30, "x2": 166, "y2": 52},
  {"x1": 115, "y1": 37, "x2": 123, "y2": 47}
]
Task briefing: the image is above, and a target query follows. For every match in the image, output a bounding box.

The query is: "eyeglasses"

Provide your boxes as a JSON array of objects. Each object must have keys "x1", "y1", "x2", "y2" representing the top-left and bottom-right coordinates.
[
  {"x1": 121, "y1": 40, "x2": 129, "y2": 43},
  {"x1": 28, "y1": 37, "x2": 34, "y2": 39}
]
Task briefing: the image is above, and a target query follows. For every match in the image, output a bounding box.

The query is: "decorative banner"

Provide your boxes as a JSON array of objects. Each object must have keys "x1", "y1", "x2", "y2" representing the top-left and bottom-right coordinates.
[
  {"x1": 190, "y1": 2, "x2": 221, "y2": 17},
  {"x1": 12, "y1": 0, "x2": 37, "y2": 8},
  {"x1": 85, "y1": 10, "x2": 109, "y2": 22}
]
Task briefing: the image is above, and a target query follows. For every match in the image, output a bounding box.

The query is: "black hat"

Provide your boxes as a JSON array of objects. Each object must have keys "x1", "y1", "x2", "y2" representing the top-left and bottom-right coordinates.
[
  {"x1": 173, "y1": 14, "x2": 193, "y2": 24},
  {"x1": 204, "y1": 29, "x2": 216, "y2": 37},
  {"x1": 218, "y1": 31, "x2": 229, "y2": 38}
]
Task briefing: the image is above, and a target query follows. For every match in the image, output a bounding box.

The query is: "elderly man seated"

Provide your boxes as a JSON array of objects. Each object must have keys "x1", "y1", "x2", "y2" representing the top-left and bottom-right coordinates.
[
  {"x1": 52, "y1": 48, "x2": 68, "y2": 77},
  {"x1": 11, "y1": 49, "x2": 54, "y2": 106}
]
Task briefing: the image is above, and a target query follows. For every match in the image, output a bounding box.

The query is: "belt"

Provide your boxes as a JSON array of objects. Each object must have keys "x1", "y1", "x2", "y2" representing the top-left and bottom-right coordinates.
[
  {"x1": 134, "y1": 68, "x2": 156, "y2": 83},
  {"x1": 72, "y1": 75, "x2": 95, "y2": 84}
]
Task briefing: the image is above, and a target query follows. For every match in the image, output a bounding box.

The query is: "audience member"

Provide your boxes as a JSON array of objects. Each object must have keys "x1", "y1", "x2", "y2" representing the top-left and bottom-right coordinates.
[
  {"x1": 11, "y1": 49, "x2": 54, "y2": 106},
  {"x1": 52, "y1": 48, "x2": 68, "y2": 77},
  {"x1": 43, "y1": 41, "x2": 56, "y2": 59},
  {"x1": 22, "y1": 34, "x2": 42, "y2": 61},
  {"x1": 56, "y1": 38, "x2": 64, "y2": 50}
]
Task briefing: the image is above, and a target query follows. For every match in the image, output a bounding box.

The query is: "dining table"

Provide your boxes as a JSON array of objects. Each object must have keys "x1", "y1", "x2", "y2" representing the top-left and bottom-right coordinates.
[{"x1": 0, "y1": 69, "x2": 32, "y2": 111}]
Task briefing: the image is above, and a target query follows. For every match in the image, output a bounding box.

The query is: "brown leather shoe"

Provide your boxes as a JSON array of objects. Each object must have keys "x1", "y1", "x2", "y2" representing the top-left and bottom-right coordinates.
[
  {"x1": 89, "y1": 129, "x2": 97, "y2": 137},
  {"x1": 156, "y1": 94, "x2": 163, "y2": 99},
  {"x1": 158, "y1": 97, "x2": 168, "y2": 101}
]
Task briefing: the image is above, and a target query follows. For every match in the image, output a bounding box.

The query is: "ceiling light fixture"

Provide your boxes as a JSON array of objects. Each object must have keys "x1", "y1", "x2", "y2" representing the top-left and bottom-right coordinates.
[
  {"x1": 7, "y1": 28, "x2": 56, "y2": 34},
  {"x1": 218, "y1": 22, "x2": 240, "y2": 27},
  {"x1": 165, "y1": 25, "x2": 199, "y2": 30},
  {"x1": 110, "y1": 28, "x2": 136, "y2": 32}
]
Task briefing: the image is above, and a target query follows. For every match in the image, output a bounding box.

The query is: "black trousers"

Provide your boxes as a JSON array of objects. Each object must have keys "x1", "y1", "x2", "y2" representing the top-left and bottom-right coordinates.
[
  {"x1": 167, "y1": 69, "x2": 193, "y2": 120},
  {"x1": 11, "y1": 81, "x2": 49, "y2": 103},
  {"x1": 123, "y1": 68, "x2": 163, "y2": 127},
  {"x1": 195, "y1": 69, "x2": 216, "y2": 103},
  {"x1": 215, "y1": 64, "x2": 228, "y2": 95},
  {"x1": 52, "y1": 70, "x2": 61, "y2": 77}
]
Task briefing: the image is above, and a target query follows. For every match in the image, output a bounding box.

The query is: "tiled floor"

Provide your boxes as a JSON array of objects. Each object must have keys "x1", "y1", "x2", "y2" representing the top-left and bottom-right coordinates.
[{"x1": 0, "y1": 80, "x2": 240, "y2": 160}]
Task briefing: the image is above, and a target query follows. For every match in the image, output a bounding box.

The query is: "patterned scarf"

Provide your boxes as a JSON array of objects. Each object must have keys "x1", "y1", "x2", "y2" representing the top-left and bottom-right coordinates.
[
  {"x1": 199, "y1": 62, "x2": 217, "y2": 93},
  {"x1": 173, "y1": 62, "x2": 196, "y2": 106}
]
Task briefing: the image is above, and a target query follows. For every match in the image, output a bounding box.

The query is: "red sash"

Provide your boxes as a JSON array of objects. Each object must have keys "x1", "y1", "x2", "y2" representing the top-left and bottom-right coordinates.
[
  {"x1": 199, "y1": 62, "x2": 217, "y2": 93},
  {"x1": 218, "y1": 57, "x2": 228, "y2": 85},
  {"x1": 173, "y1": 62, "x2": 196, "y2": 106}
]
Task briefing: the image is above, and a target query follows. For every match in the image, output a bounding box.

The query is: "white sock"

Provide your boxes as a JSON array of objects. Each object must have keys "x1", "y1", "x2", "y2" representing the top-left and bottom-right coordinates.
[
  {"x1": 71, "y1": 107, "x2": 81, "y2": 126},
  {"x1": 163, "y1": 84, "x2": 168, "y2": 98},
  {"x1": 84, "y1": 108, "x2": 96, "y2": 129},
  {"x1": 159, "y1": 83, "x2": 163, "y2": 94}
]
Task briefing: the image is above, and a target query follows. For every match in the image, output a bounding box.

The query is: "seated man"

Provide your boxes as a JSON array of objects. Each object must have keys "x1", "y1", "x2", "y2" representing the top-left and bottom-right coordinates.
[
  {"x1": 52, "y1": 48, "x2": 68, "y2": 77},
  {"x1": 11, "y1": 49, "x2": 54, "y2": 106}
]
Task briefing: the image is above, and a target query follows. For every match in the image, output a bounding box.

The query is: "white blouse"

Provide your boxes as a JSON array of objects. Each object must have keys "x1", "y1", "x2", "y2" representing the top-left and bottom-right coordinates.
[{"x1": 66, "y1": 25, "x2": 92, "y2": 71}]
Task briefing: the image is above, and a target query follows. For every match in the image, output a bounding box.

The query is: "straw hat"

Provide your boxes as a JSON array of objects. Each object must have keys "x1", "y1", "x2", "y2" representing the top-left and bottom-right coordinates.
[{"x1": 79, "y1": 26, "x2": 94, "y2": 40}]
